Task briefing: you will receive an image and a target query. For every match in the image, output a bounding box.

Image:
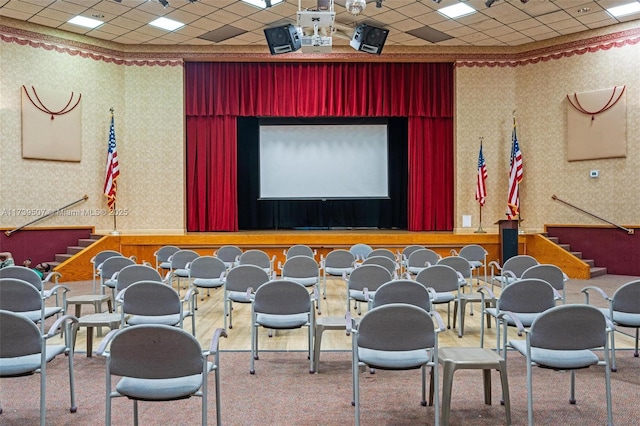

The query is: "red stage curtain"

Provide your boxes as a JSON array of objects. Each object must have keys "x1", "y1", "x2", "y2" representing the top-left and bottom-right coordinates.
[
  {"x1": 186, "y1": 115, "x2": 237, "y2": 231},
  {"x1": 185, "y1": 62, "x2": 453, "y2": 231}
]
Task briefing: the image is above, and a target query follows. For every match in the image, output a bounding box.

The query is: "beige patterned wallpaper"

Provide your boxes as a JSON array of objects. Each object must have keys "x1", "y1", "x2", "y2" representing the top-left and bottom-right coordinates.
[
  {"x1": 1, "y1": 22, "x2": 638, "y2": 234},
  {"x1": 455, "y1": 38, "x2": 640, "y2": 233},
  {"x1": 0, "y1": 40, "x2": 184, "y2": 233}
]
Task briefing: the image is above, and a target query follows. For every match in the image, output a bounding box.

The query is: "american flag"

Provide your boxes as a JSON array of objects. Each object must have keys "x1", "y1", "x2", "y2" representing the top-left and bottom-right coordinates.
[
  {"x1": 475, "y1": 143, "x2": 488, "y2": 206},
  {"x1": 506, "y1": 120, "x2": 523, "y2": 219},
  {"x1": 103, "y1": 115, "x2": 119, "y2": 211}
]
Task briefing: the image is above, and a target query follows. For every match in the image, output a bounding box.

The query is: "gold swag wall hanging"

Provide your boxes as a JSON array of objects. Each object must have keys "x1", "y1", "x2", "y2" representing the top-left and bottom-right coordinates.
[
  {"x1": 566, "y1": 86, "x2": 626, "y2": 161},
  {"x1": 21, "y1": 85, "x2": 82, "y2": 162}
]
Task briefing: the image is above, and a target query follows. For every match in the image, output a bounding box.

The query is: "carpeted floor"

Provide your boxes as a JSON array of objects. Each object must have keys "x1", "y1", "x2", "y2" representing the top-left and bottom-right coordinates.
[{"x1": 1, "y1": 348, "x2": 639, "y2": 425}]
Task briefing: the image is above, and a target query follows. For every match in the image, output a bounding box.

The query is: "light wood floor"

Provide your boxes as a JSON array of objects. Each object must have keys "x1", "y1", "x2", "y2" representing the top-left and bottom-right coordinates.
[{"x1": 67, "y1": 275, "x2": 638, "y2": 356}]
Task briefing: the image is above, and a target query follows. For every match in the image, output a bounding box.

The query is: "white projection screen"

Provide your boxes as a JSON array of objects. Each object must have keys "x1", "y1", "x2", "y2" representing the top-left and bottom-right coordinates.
[{"x1": 259, "y1": 123, "x2": 389, "y2": 199}]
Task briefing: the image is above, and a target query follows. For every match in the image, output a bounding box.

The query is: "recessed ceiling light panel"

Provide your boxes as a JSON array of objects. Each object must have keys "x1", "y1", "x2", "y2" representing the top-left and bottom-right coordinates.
[
  {"x1": 68, "y1": 16, "x2": 103, "y2": 29},
  {"x1": 607, "y1": 2, "x2": 640, "y2": 18},
  {"x1": 149, "y1": 17, "x2": 185, "y2": 31},
  {"x1": 438, "y1": 3, "x2": 476, "y2": 19}
]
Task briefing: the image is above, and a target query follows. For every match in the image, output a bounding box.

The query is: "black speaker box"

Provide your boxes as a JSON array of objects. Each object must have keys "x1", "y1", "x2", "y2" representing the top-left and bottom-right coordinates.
[
  {"x1": 264, "y1": 24, "x2": 301, "y2": 55},
  {"x1": 350, "y1": 24, "x2": 389, "y2": 55}
]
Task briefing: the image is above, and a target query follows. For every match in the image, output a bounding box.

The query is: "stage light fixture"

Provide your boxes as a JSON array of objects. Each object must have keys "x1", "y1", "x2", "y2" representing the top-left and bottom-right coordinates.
[
  {"x1": 485, "y1": 0, "x2": 499, "y2": 7},
  {"x1": 376, "y1": 0, "x2": 383, "y2": 8},
  {"x1": 158, "y1": 0, "x2": 169, "y2": 7},
  {"x1": 345, "y1": 0, "x2": 366, "y2": 15},
  {"x1": 432, "y1": 0, "x2": 442, "y2": 4},
  {"x1": 520, "y1": 0, "x2": 529, "y2": 3}
]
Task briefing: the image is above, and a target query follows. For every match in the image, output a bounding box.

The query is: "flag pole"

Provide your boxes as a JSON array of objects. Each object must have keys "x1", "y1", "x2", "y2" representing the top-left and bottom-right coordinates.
[
  {"x1": 108, "y1": 107, "x2": 120, "y2": 236},
  {"x1": 475, "y1": 136, "x2": 486, "y2": 233}
]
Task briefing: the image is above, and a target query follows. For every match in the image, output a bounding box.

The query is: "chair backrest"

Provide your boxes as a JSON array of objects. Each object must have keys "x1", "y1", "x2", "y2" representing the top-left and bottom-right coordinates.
[
  {"x1": 401, "y1": 245, "x2": 426, "y2": 260},
  {"x1": 238, "y1": 249, "x2": 272, "y2": 270},
  {"x1": 367, "y1": 248, "x2": 396, "y2": 260},
  {"x1": 285, "y1": 244, "x2": 315, "y2": 259},
  {"x1": 407, "y1": 249, "x2": 440, "y2": 269},
  {"x1": 529, "y1": 304, "x2": 607, "y2": 350},
  {"x1": 521, "y1": 264, "x2": 566, "y2": 292},
  {"x1": 0, "y1": 309, "x2": 43, "y2": 359},
  {"x1": 115, "y1": 264, "x2": 163, "y2": 293},
  {"x1": 170, "y1": 250, "x2": 200, "y2": 269},
  {"x1": 361, "y1": 256, "x2": 397, "y2": 275},
  {"x1": 121, "y1": 280, "x2": 181, "y2": 317},
  {"x1": 92, "y1": 250, "x2": 123, "y2": 269},
  {"x1": 225, "y1": 264, "x2": 270, "y2": 293},
  {"x1": 612, "y1": 280, "x2": 640, "y2": 313},
  {"x1": 107, "y1": 324, "x2": 204, "y2": 379},
  {"x1": 502, "y1": 255, "x2": 539, "y2": 278},
  {"x1": 282, "y1": 255, "x2": 319, "y2": 279},
  {"x1": 323, "y1": 249, "x2": 356, "y2": 269},
  {"x1": 214, "y1": 245, "x2": 243, "y2": 267},
  {"x1": 348, "y1": 264, "x2": 392, "y2": 292},
  {"x1": 349, "y1": 243, "x2": 373, "y2": 260},
  {"x1": 188, "y1": 256, "x2": 227, "y2": 280},
  {"x1": 437, "y1": 256, "x2": 472, "y2": 278},
  {"x1": 253, "y1": 280, "x2": 311, "y2": 315},
  {"x1": 0, "y1": 266, "x2": 44, "y2": 291},
  {"x1": 100, "y1": 256, "x2": 136, "y2": 280},
  {"x1": 0, "y1": 278, "x2": 43, "y2": 315},
  {"x1": 415, "y1": 265, "x2": 460, "y2": 293},
  {"x1": 372, "y1": 279, "x2": 432, "y2": 312},
  {"x1": 154, "y1": 245, "x2": 180, "y2": 264},
  {"x1": 497, "y1": 278, "x2": 556, "y2": 313},
  {"x1": 357, "y1": 303, "x2": 436, "y2": 351},
  {"x1": 457, "y1": 244, "x2": 487, "y2": 263}
]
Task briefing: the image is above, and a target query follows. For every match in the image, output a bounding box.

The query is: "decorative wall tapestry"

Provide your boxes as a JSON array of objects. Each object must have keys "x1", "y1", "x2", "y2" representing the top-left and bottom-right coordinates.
[
  {"x1": 21, "y1": 85, "x2": 82, "y2": 162},
  {"x1": 566, "y1": 86, "x2": 626, "y2": 161}
]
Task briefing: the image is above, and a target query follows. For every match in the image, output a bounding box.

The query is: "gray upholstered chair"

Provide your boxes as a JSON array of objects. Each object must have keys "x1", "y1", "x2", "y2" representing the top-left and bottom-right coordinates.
[
  {"x1": 0, "y1": 265, "x2": 69, "y2": 318},
  {"x1": 238, "y1": 249, "x2": 275, "y2": 275},
  {"x1": 361, "y1": 255, "x2": 398, "y2": 276},
  {"x1": 0, "y1": 309, "x2": 78, "y2": 426},
  {"x1": 405, "y1": 248, "x2": 441, "y2": 276},
  {"x1": 415, "y1": 265, "x2": 462, "y2": 329},
  {"x1": 113, "y1": 264, "x2": 163, "y2": 309},
  {"x1": 165, "y1": 249, "x2": 199, "y2": 295},
  {"x1": 320, "y1": 249, "x2": 356, "y2": 300},
  {"x1": 213, "y1": 245, "x2": 242, "y2": 269},
  {"x1": 349, "y1": 243, "x2": 373, "y2": 261},
  {"x1": 98, "y1": 324, "x2": 226, "y2": 426},
  {"x1": 223, "y1": 264, "x2": 271, "y2": 331},
  {"x1": 521, "y1": 263, "x2": 568, "y2": 304},
  {"x1": 99, "y1": 256, "x2": 136, "y2": 303},
  {"x1": 250, "y1": 279, "x2": 315, "y2": 374},
  {"x1": 582, "y1": 279, "x2": 640, "y2": 371},
  {"x1": 283, "y1": 244, "x2": 317, "y2": 260},
  {"x1": 489, "y1": 255, "x2": 539, "y2": 290},
  {"x1": 119, "y1": 280, "x2": 197, "y2": 336},
  {"x1": 153, "y1": 245, "x2": 180, "y2": 276},
  {"x1": 0, "y1": 277, "x2": 64, "y2": 331},
  {"x1": 371, "y1": 279, "x2": 432, "y2": 312},
  {"x1": 479, "y1": 278, "x2": 559, "y2": 355},
  {"x1": 397, "y1": 244, "x2": 427, "y2": 273},
  {"x1": 187, "y1": 256, "x2": 226, "y2": 306},
  {"x1": 346, "y1": 263, "x2": 392, "y2": 315},
  {"x1": 348, "y1": 303, "x2": 445, "y2": 426},
  {"x1": 280, "y1": 255, "x2": 321, "y2": 313},
  {"x1": 90, "y1": 250, "x2": 123, "y2": 294},
  {"x1": 451, "y1": 244, "x2": 488, "y2": 285},
  {"x1": 507, "y1": 304, "x2": 613, "y2": 426}
]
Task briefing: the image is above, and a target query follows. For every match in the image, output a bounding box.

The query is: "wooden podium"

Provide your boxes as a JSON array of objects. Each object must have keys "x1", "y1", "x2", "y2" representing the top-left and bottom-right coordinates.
[{"x1": 496, "y1": 219, "x2": 519, "y2": 264}]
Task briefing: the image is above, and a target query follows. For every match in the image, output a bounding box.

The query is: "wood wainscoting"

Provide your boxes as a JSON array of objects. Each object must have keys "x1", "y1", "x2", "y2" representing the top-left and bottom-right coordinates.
[{"x1": 49, "y1": 229, "x2": 592, "y2": 282}]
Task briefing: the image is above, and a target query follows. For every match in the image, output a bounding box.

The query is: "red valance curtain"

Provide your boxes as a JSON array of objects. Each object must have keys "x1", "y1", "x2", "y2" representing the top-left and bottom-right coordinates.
[{"x1": 185, "y1": 61, "x2": 453, "y2": 231}]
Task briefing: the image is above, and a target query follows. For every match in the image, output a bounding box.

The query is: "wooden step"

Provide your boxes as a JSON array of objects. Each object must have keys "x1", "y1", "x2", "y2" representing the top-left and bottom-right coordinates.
[
  {"x1": 55, "y1": 253, "x2": 73, "y2": 263},
  {"x1": 78, "y1": 238, "x2": 98, "y2": 247},
  {"x1": 590, "y1": 266, "x2": 608, "y2": 277},
  {"x1": 569, "y1": 251, "x2": 583, "y2": 259},
  {"x1": 67, "y1": 246, "x2": 85, "y2": 255}
]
